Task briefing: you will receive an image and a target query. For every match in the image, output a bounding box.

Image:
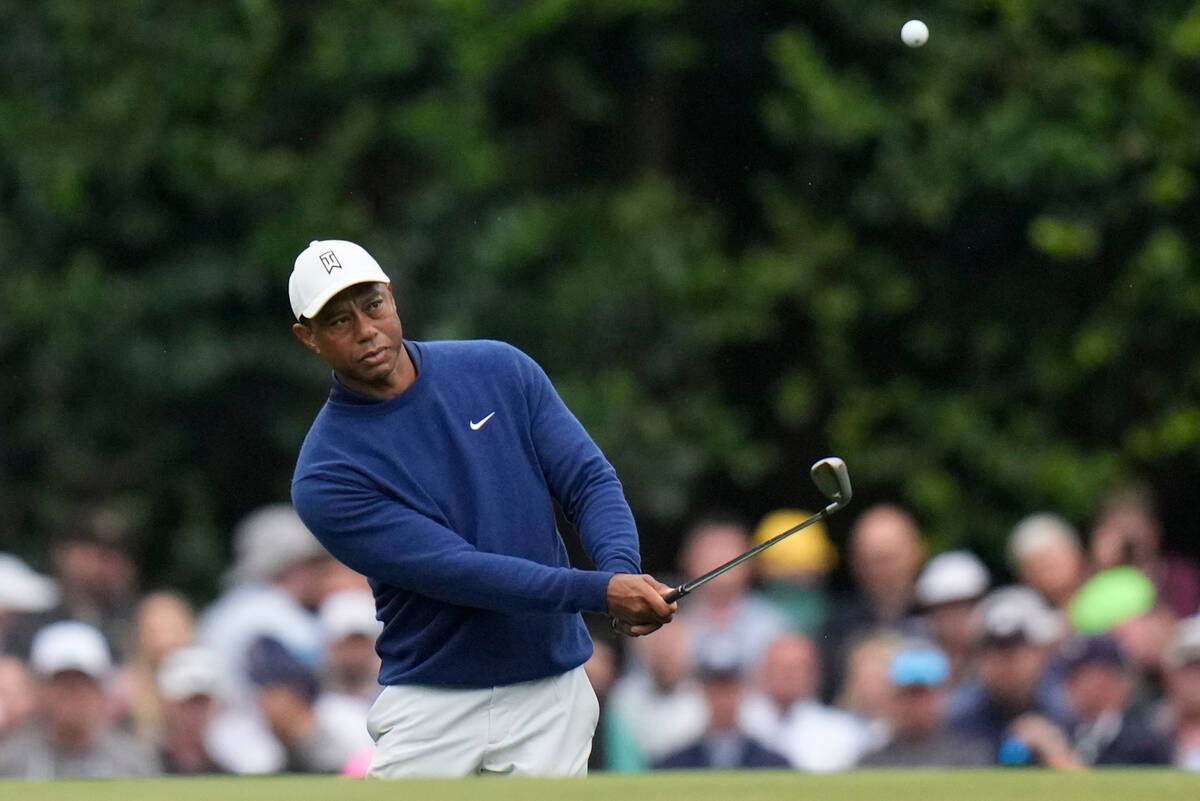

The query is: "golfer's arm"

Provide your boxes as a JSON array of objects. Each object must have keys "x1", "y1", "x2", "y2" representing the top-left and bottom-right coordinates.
[
  {"x1": 292, "y1": 476, "x2": 612, "y2": 613},
  {"x1": 521, "y1": 356, "x2": 642, "y2": 576}
]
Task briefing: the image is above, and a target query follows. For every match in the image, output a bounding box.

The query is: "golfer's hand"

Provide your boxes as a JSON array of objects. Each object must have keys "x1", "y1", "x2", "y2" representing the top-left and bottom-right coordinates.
[{"x1": 606, "y1": 573, "x2": 676, "y2": 636}]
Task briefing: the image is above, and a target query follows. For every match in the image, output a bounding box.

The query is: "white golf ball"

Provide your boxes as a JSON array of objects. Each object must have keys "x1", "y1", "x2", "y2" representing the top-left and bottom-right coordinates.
[{"x1": 901, "y1": 19, "x2": 929, "y2": 47}]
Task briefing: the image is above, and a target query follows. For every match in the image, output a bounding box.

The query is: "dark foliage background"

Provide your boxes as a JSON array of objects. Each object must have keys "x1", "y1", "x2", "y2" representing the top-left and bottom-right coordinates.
[{"x1": 2, "y1": 1, "x2": 1199, "y2": 598}]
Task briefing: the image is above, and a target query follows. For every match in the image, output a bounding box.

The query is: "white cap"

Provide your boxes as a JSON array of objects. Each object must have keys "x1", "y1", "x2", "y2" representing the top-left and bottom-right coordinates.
[
  {"x1": 973, "y1": 586, "x2": 1064, "y2": 646},
  {"x1": 226, "y1": 504, "x2": 329, "y2": 586},
  {"x1": 158, "y1": 646, "x2": 223, "y2": 701},
  {"x1": 915, "y1": 550, "x2": 990, "y2": 607},
  {"x1": 1007, "y1": 512, "x2": 1081, "y2": 567},
  {"x1": 319, "y1": 589, "x2": 382, "y2": 643},
  {"x1": 289, "y1": 240, "x2": 391, "y2": 320},
  {"x1": 0, "y1": 553, "x2": 60, "y2": 612},
  {"x1": 1166, "y1": 615, "x2": 1200, "y2": 670},
  {"x1": 30, "y1": 621, "x2": 112, "y2": 680}
]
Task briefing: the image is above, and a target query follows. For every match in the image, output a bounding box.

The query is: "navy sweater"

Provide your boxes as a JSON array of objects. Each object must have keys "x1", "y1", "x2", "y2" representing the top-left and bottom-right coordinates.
[{"x1": 292, "y1": 339, "x2": 642, "y2": 687}]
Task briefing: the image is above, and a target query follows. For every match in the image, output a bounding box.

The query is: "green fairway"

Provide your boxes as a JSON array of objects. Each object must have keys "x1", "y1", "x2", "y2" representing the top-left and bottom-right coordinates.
[{"x1": 1, "y1": 770, "x2": 1195, "y2": 801}]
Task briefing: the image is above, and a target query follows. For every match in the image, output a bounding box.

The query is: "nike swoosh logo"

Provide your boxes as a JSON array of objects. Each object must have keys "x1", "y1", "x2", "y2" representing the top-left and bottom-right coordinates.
[{"x1": 469, "y1": 412, "x2": 496, "y2": 431}]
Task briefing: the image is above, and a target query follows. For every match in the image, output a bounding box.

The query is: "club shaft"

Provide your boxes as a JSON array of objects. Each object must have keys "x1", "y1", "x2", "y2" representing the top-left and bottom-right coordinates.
[{"x1": 663, "y1": 505, "x2": 832, "y2": 603}]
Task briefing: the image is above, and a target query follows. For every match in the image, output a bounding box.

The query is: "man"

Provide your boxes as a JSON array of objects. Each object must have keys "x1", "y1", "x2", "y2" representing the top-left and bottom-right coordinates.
[
  {"x1": 1007, "y1": 513, "x2": 1086, "y2": 612},
  {"x1": 676, "y1": 517, "x2": 787, "y2": 672},
  {"x1": 197, "y1": 503, "x2": 334, "y2": 774},
  {"x1": 156, "y1": 646, "x2": 228, "y2": 774},
  {"x1": 947, "y1": 586, "x2": 1066, "y2": 758},
  {"x1": 0, "y1": 621, "x2": 160, "y2": 778},
  {"x1": 857, "y1": 642, "x2": 991, "y2": 767},
  {"x1": 287, "y1": 240, "x2": 675, "y2": 777},
  {"x1": 739, "y1": 633, "x2": 870, "y2": 772},
  {"x1": 5, "y1": 507, "x2": 141, "y2": 662},
  {"x1": 1088, "y1": 485, "x2": 1200, "y2": 618},
  {"x1": 313, "y1": 589, "x2": 383, "y2": 764},
  {"x1": 607, "y1": 618, "x2": 707, "y2": 770},
  {"x1": 0, "y1": 552, "x2": 60, "y2": 656},
  {"x1": 653, "y1": 655, "x2": 789, "y2": 770},
  {"x1": 1059, "y1": 635, "x2": 1171, "y2": 766},
  {"x1": 245, "y1": 636, "x2": 351, "y2": 773},
  {"x1": 819, "y1": 504, "x2": 925, "y2": 699},
  {"x1": 752, "y1": 509, "x2": 836, "y2": 635},
  {"x1": 913, "y1": 550, "x2": 990, "y2": 686}
]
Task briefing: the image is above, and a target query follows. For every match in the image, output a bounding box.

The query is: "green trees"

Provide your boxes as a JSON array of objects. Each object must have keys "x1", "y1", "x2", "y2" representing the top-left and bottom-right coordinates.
[{"x1": 2, "y1": 1, "x2": 1198, "y2": 590}]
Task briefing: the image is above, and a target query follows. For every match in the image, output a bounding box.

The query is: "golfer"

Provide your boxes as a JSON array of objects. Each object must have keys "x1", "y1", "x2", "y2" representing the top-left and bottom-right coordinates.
[{"x1": 287, "y1": 240, "x2": 676, "y2": 777}]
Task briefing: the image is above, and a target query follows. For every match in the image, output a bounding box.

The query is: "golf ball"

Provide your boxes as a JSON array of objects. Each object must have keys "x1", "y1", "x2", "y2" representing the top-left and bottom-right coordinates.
[{"x1": 901, "y1": 19, "x2": 929, "y2": 47}]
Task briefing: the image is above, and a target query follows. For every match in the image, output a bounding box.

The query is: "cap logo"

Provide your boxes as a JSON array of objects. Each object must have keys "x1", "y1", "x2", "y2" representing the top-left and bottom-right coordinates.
[{"x1": 318, "y1": 250, "x2": 342, "y2": 274}]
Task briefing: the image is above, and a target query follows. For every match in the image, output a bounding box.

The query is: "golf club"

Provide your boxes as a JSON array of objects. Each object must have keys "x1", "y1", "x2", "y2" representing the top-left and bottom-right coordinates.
[{"x1": 662, "y1": 457, "x2": 852, "y2": 603}]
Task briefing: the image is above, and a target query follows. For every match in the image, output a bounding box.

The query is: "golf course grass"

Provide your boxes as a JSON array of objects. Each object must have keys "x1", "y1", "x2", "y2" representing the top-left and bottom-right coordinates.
[{"x1": 2, "y1": 769, "x2": 1195, "y2": 801}]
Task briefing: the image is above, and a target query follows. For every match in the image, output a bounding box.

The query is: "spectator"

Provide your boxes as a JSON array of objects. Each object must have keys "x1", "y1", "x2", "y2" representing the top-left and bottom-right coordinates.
[
  {"x1": 1111, "y1": 605, "x2": 1177, "y2": 702},
  {"x1": 947, "y1": 586, "x2": 1066, "y2": 758},
  {"x1": 1007, "y1": 513, "x2": 1086, "y2": 612},
  {"x1": 740, "y1": 633, "x2": 870, "y2": 771},
  {"x1": 115, "y1": 591, "x2": 197, "y2": 743},
  {"x1": 0, "y1": 657, "x2": 37, "y2": 739},
  {"x1": 317, "y1": 591, "x2": 382, "y2": 703},
  {"x1": 676, "y1": 517, "x2": 788, "y2": 672},
  {"x1": 753, "y1": 509, "x2": 837, "y2": 635},
  {"x1": 246, "y1": 635, "x2": 355, "y2": 773},
  {"x1": 608, "y1": 619, "x2": 707, "y2": 769},
  {"x1": 0, "y1": 621, "x2": 159, "y2": 778},
  {"x1": 197, "y1": 503, "x2": 334, "y2": 773},
  {"x1": 0, "y1": 553, "x2": 60, "y2": 656},
  {"x1": 821, "y1": 505, "x2": 925, "y2": 699},
  {"x1": 1071, "y1": 565, "x2": 1175, "y2": 702},
  {"x1": 1162, "y1": 616, "x2": 1200, "y2": 769},
  {"x1": 1088, "y1": 484, "x2": 1200, "y2": 618},
  {"x1": 835, "y1": 632, "x2": 902, "y2": 755},
  {"x1": 858, "y1": 643, "x2": 991, "y2": 767},
  {"x1": 156, "y1": 646, "x2": 228, "y2": 774},
  {"x1": 913, "y1": 550, "x2": 990, "y2": 686},
  {"x1": 6, "y1": 506, "x2": 142, "y2": 661},
  {"x1": 653, "y1": 656, "x2": 789, "y2": 770},
  {"x1": 313, "y1": 590, "x2": 382, "y2": 767},
  {"x1": 1059, "y1": 635, "x2": 1171, "y2": 765}
]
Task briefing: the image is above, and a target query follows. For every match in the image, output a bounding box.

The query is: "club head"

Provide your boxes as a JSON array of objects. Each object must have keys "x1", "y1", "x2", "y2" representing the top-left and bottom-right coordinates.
[{"x1": 810, "y1": 457, "x2": 852, "y2": 510}]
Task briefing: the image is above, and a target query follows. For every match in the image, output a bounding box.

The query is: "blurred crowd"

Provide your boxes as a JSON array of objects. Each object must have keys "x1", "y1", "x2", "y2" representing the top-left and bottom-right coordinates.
[
  {"x1": 0, "y1": 505, "x2": 380, "y2": 779},
  {"x1": 2, "y1": 485, "x2": 1199, "y2": 779},
  {"x1": 591, "y1": 485, "x2": 1200, "y2": 773}
]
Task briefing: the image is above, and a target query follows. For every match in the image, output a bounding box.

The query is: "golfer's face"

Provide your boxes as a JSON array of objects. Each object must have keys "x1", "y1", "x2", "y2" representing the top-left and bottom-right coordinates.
[{"x1": 307, "y1": 283, "x2": 405, "y2": 391}]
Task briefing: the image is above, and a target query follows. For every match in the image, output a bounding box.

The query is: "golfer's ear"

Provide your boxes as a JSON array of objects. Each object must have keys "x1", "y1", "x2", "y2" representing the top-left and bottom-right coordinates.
[{"x1": 292, "y1": 322, "x2": 319, "y2": 353}]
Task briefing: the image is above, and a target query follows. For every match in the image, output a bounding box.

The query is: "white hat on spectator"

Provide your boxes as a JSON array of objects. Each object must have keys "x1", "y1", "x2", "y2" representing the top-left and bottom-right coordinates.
[
  {"x1": 915, "y1": 550, "x2": 990, "y2": 607},
  {"x1": 1007, "y1": 512, "x2": 1082, "y2": 567},
  {"x1": 0, "y1": 553, "x2": 60, "y2": 612},
  {"x1": 1166, "y1": 616, "x2": 1200, "y2": 670},
  {"x1": 319, "y1": 590, "x2": 383, "y2": 643},
  {"x1": 30, "y1": 621, "x2": 112, "y2": 680},
  {"x1": 973, "y1": 586, "x2": 1064, "y2": 646},
  {"x1": 226, "y1": 503, "x2": 329, "y2": 585},
  {"x1": 158, "y1": 646, "x2": 224, "y2": 701}
]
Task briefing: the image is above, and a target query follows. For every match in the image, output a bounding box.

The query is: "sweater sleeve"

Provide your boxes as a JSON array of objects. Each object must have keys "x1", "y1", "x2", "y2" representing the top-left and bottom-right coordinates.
[
  {"x1": 517, "y1": 351, "x2": 643, "y2": 576},
  {"x1": 292, "y1": 474, "x2": 613, "y2": 613}
]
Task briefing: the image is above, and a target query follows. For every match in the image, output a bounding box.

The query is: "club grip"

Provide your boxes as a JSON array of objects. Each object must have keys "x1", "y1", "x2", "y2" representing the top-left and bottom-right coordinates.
[{"x1": 663, "y1": 587, "x2": 683, "y2": 604}]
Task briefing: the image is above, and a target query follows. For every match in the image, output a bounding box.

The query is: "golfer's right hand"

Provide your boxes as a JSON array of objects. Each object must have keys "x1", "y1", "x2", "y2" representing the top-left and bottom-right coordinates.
[{"x1": 606, "y1": 573, "x2": 677, "y2": 636}]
